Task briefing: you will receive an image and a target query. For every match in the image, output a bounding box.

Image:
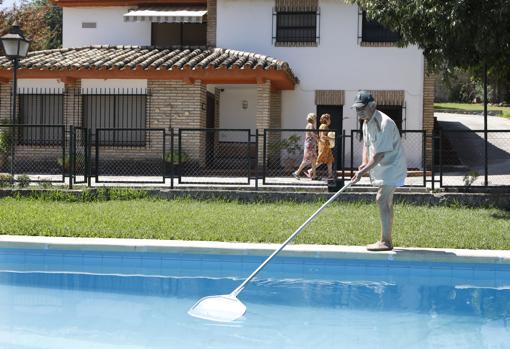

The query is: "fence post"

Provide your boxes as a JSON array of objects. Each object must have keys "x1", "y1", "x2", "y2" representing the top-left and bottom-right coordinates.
[
  {"x1": 87, "y1": 128, "x2": 92, "y2": 187},
  {"x1": 431, "y1": 133, "x2": 435, "y2": 191},
  {"x1": 170, "y1": 128, "x2": 174, "y2": 189},
  {"x1": 350, "y1": 130, "x2": 354, "y2": 172},
  {"x1": 69, "y1": 125, "x2": 74, "y2": 190},
  {"x1": 439, "y1": 129, "x2": 443, "y2": 188},
  {"x1": 255, "y1": 129, "x2": 259, "y2": 191},
  {"x1": 247, "y1": 129, "x2": 252, "y2": 187},
  {"x1": 422, "y1": 131, "x2": 426, "y2": 188},
  {"x1": 162, "y1": 129, "x2": 166, "y2": 186},
  {"x1": 341, "y1": 130, "x2": 346, "y2": 182},
  {"x1": 262, "y1": 129, "x2": 267, "y2": 186}
]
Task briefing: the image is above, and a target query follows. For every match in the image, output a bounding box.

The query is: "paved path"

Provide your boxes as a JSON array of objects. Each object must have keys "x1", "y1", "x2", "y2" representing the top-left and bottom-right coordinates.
[
  {"x1": 436, "y1": 113, "x2": 510, "y2": 182},
  {"x1": 434, "y1": 113, "x2": 510, "y2": 185}
]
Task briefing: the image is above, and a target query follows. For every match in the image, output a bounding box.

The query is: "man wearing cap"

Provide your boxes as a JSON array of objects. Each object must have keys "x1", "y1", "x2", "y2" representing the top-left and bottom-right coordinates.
[{"x1": 351, "y1": 91, "x2": 407, "y2": 251}]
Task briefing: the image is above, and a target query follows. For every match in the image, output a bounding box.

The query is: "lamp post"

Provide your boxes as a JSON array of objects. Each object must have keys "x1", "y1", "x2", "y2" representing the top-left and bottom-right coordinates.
[{"x1": 0, "y1": 24, "x2": 30, "y2": 178}]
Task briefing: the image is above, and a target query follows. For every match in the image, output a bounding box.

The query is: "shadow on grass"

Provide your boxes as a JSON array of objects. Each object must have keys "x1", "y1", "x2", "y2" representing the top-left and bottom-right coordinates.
[{"x1": 490, "y1": 211, "x2": 510, "y2": 220}]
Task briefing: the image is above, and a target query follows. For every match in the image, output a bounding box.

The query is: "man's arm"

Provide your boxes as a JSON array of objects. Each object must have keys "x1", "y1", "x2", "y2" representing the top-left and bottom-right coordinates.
[
  {"x1": 352, "y1": 152, "x2": 385, "y2": 183},
  {"x1": 358, "y1": 144, "x2": 369, "y2": 171}
]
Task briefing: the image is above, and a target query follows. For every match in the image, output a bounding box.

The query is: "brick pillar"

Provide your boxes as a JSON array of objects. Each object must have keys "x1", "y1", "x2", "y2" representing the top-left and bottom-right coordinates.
[
  {"x1": 423, "y1": 63, "x2": 435, "y2": 169},
  {"x1": 257, "y1": 80, "x2": 281, "y2": 166},
  {"x1": 207, "y1": 0, "x2": 217, "y2": 48},
  {"x1": 0, "y1": 82, "x2": 12, "y2": 123},
  {"x1": 148, "y1": 80, "x2": 207, "y2": 164},
  {"x1": 64, "y1": 80, "x2": 82, "y2": 126}
]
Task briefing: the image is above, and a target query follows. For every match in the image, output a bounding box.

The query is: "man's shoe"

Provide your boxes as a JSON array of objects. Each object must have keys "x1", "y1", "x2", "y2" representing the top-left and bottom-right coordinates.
[
  {"x1": 291, "y1": 172, "x2": 301, "y2": 180},
  {"x1": 366, "y1": 240, "x2": 393, "y2": 251}
]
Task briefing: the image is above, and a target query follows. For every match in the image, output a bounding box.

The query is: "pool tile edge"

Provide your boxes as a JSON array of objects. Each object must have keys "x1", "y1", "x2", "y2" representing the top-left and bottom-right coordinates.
[{"x1": 0, "y1": 235, "x2": 509, "y2": 264}]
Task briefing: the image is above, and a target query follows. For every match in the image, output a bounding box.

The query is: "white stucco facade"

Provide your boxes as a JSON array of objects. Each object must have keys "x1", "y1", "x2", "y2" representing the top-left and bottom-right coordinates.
[
  {"x1": 58, "y1": 0, "x2": 426, "y2": 167},
  {"x1": 217, "y1": 86, "x2": 258, "y2": 142},
  {"x1": 216, "y1": 0, "x2": 424, "y2": 132},
  {"x1": 63, "y1": 7, "x2": 151, "y2": 47}
]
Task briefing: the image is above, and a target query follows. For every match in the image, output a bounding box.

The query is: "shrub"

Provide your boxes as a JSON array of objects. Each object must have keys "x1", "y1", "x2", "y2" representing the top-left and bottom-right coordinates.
[
  {"x1": 57, "y1": 154, "x2": 86, "y2": 172},
  {"x1": 39, "y1": 181, "x2": 53, "y2": 189},
  {"x1": 165, "y1": 150, "x2": 189, "y2": 165},
  {"x1": 0, "y1": 173, "x2": 13, "y2": 187},
  {"x1": 17, "y1": 175, "x2": 31, "y2": 188},
  {"x1": 463, "y1": 170, "x2": 480, "y2": 186},
  {"x1": 0, "y1": 127, "x2": 12, "y2": 155}
]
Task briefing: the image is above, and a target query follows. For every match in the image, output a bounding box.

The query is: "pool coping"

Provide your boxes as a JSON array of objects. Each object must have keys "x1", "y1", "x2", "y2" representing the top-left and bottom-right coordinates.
[{"x1": 1, "y1": 235, "x2": 509, "y2": 265}]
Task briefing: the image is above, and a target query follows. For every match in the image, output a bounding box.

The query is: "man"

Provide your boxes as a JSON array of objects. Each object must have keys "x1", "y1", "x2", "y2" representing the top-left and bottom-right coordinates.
[{"x1": 351, "y1": 91, "x2": 407, "y2": 251}]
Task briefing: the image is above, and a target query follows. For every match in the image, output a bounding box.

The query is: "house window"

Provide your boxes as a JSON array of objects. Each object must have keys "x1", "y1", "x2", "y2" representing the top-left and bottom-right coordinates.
[
  {"x1": 83, "y1": 93, "x2": 147, "y2": 147},
  {"x1": 18, "y1": 93, "x2": 64, "y2": 145},
  {"x1": 151, "y1": 22, "x2": 207, "y2": 48},
  {"x1": 273, "y1": 9, "x2": 320, "y2": 46},
  {"x1": 360, "y1": 10, "x2": 400, "y2": 44}
]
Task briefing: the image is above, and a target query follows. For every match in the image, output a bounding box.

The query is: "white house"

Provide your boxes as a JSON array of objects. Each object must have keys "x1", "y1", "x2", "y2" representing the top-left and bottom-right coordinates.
[{"x1": 0, "y1": 0, "x2": 433, "y2": 175}]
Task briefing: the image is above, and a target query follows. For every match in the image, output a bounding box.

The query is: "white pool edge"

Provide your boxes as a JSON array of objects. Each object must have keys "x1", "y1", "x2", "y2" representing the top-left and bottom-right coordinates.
[{"x1": 1, "y1": 235, "x2": 509, "y2": 264}]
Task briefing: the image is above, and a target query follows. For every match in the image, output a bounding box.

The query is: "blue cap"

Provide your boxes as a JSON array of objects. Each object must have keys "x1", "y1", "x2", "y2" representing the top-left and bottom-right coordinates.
[{"x1": 352, "y1": 90, "x2": 374, "y2": 108}]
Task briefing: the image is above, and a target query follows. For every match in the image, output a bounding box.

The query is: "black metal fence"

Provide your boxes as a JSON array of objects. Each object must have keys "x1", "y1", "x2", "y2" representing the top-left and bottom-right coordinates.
[
  {"x1": 438, "y1": 130, "x2": 510, "y2": 188},
  {"x1": 178, "y1": 129, "x2": 253, "y2": 185},
  {"x1": 0, "y1": 124, "x2": 66, "y2": 184},
  {"x1": 263, "y1": 128, "x2": 334, "y2": 186},
  {"x1": 94, "y1": 128, "x2": 166, "y2": 184},
  {"x1": 0, "y1": 124, "x2": 509, "y2": 190},
  {"x1": 343, "y1": 130, "x2": 428, "y2": 187}
]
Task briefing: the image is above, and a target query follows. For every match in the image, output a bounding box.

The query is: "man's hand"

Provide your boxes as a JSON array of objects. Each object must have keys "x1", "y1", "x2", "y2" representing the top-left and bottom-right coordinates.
[{"x1": 351, "y1": 170, "x2": 364, "y2": 184}]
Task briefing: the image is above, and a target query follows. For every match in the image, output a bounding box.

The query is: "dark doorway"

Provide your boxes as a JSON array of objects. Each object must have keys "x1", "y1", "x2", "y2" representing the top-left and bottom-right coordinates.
[
  {"x1": 317, "y1": 105, "x2": 343, "y2": 171},
  {"x1": 206, "y1": 92, "x2": 215, "y2": 166}
]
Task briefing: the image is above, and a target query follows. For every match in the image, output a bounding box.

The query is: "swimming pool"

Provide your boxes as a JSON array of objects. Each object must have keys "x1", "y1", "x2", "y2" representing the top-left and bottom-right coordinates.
[{"x1": 0, "y1": 240, "x2": 509, "y2": 349}]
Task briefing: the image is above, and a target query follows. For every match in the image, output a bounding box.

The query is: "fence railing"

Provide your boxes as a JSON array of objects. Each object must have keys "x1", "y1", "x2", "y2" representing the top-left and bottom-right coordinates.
[{"x1": 0, "y1": 125, "x2": 508, "y2": 190}]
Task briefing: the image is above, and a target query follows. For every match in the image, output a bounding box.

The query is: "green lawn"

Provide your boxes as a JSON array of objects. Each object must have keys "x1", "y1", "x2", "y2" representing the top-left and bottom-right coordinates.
[
  {"x1": 1, "y1": 196, "x2": 509, "y2": 250},
  {"x1": 435, "y1": 102, "x2": 510, "y2": 118}
]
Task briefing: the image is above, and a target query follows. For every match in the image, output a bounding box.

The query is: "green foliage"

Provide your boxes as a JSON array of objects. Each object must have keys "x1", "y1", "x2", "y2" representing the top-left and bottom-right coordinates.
[
  {"x1": 0, "y1": 125, "x2": 12, "y2": 155},
  {"x1": 269, "y1": 134, "x2": 303, "y2": 157},
  {"x1": 0, "y1": 197, "x2": 508, "y2": 249},
  {"x1": 463, "y1": 170, "x2": 480, "y2": 187},
  {"x1": 165, "y1": 150, "x2": 190, "y2": 165},
  {"x1": 434, "y1": 103, "x2": 510, "y2": 118},
  {"x1": 39, "y1": 181, "x2": 53, "y2": 189},
  {"x1": 0, "y1": 173, "x2": 13, "y2": 187},
  {"x1": 0, "y1": 0, "x2": 62, "y2": 51},
  {"x1": 20, "y1": 187, "x2": 151, "y2": 202},
  {"x1": 57, "y1": 154, "x2": 86, "y2": 172},
  {"x1": 16, "y1": 175, "x2": 30, "y2": 188},
  {"x1": 346, "y1": 0, "x2": 510, "y2": 76}
]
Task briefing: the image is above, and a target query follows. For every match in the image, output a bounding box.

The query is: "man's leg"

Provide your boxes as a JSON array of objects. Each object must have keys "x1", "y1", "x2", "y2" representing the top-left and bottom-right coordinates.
[
  {"x1": 367, "y1": 185, "x2": 396, "y2": 251},
  {"x1": 376, "y1": 185, "x2": 396, "y2": 243}
]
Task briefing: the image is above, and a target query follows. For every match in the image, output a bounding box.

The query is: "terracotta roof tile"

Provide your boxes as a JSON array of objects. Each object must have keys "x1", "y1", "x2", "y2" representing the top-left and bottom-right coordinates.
[{"x1": 0, "y1": 46, "x2": 298, "y2": 82}]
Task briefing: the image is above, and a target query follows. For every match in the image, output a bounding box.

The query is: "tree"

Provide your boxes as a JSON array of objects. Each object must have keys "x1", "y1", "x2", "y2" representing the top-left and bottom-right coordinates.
[
  {"x1": 0, "y1": 0, "x2": 62, "y2": 51},
  {"x1": 347, "y1": 0, "x2": 510, "y2": 102}
]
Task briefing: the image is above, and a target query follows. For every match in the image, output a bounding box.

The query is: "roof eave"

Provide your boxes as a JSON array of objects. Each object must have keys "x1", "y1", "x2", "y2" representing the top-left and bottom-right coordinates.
[
  {"x1": 50, "y1": 0, "x2": 206, "y2": 8},
  {"x1": 0, "y1": 68, "x2": 296, "y2": 90}
]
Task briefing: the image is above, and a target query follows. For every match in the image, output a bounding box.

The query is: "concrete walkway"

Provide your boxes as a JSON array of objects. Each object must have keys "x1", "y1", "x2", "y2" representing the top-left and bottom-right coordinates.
[{"x1": 436, "y1": 112, "x2": 510, "y2": 186}]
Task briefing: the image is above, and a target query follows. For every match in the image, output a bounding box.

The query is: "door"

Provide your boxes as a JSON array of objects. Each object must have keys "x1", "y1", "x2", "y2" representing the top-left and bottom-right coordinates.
[{"x1": 316, "y1": 105, "x2": 343, "y2": 171}]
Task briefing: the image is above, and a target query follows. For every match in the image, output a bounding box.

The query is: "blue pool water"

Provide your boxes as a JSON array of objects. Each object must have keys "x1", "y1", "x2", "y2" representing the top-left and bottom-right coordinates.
[{"x1": 1, "y1": 248, "x2": 510, "y2": 349}]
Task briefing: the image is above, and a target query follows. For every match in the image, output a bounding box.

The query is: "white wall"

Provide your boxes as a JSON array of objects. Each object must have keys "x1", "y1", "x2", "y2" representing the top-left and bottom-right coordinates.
[
  {"x1": 217, "y1": 0, "x2": 424, "y2": 131},
  {"x1": 17, "y1": 79, "x2": 65, "y2": 93},
  {"x1": 81, "y1": 79, "x2": 148, "y2": 92},
  {"x1": 63, "y1": 7, "x2": 151, "y2": 47},
  {"x1": 218, "y1": 86, "x2": 257, "y2": 142}
]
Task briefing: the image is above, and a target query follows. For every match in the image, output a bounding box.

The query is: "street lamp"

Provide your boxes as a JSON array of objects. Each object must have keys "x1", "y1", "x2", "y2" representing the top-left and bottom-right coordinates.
[{"x1": 1, "y1": 24, "x2": 30, "y2": 178}]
